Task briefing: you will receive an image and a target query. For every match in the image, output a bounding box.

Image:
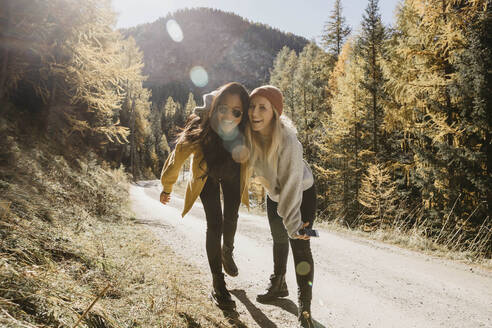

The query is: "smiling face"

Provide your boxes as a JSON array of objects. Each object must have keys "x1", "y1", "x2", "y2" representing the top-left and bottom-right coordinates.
[
  {"x1": 249, "y1": 95, "x2": 275, "y2": 136},
  {"x1": 215, "y1": 93, "x2": 243, "y2": 135}
]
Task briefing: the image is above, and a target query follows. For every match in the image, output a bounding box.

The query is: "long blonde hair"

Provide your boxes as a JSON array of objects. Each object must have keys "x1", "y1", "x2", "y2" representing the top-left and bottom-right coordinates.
[{"x1": 246, "y1": 105, "x2": 294, "y2": 173}]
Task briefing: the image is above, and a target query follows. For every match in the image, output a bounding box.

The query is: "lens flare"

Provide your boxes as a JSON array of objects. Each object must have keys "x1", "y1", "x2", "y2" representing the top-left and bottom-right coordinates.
[
  {"x1": 232, "y1": 145, "x2": 250, "y2": 163},
  {"x1": 308, "y1": 281, "x2": 313, "y2": 286},
  {"x1": 190, "y1": 66, "x2": 208, "y2": 87},
  {"x1": 166, "y1": 19, "x2": 183, "y2": 42},
  {"x1": 295, "y1": 261, "x2": 311, "y2": 276}
]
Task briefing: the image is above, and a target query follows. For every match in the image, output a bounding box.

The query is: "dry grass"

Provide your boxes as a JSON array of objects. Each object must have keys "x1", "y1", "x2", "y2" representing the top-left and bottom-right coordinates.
[
  {"x1": 0, "y1": 114, "x2": 236, "y2": 327},
  {"x1": 317, "y1": 214, "x2": 492, "y2": 271}
]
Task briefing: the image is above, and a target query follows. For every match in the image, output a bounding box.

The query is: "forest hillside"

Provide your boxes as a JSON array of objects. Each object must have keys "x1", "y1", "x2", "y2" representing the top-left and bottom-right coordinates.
[{"x1": 120, "y1": 7, "x2": 310, "y2": 105}]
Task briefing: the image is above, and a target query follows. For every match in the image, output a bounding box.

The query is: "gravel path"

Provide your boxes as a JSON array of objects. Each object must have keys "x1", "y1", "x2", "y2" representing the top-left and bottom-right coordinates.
[{"x1": 130, "y1": 181, "x2": 492, "y2": 328}]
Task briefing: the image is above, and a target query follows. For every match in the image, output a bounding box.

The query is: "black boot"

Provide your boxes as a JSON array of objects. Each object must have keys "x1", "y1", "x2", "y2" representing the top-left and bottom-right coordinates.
[
  {"x1": 211, "y1": 273, "x2": 236, "y2": 310},
  {"x1": 222, "y1": 244, "x2": 238, "y2": 277},
  {"x1": 298, "y1": 300, "x2": 314, "y2": 328},
  {"x1": 256, "y1": 274, "x2": 289, "y2": 303}
]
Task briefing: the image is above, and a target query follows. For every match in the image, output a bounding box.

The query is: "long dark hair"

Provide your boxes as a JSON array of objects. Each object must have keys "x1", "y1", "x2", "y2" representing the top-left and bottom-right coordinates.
[{"x1": 177, "y1": 82, "x2": 250, "y2": 179}]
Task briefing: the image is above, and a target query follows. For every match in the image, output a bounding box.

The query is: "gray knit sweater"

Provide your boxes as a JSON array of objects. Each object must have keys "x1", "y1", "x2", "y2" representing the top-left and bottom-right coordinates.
[{"x1": 253, "y1": 126, "x2": 314, "y2": 238}]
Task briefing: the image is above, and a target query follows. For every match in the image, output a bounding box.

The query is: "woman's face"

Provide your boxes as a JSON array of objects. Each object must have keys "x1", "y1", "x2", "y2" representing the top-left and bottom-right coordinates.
[
  {"x1": 249, "y1": 95, "x2": 275, "y2": 135},
  {"x1": 215, "y1": 93, "x2": 243, "y2": 135}
]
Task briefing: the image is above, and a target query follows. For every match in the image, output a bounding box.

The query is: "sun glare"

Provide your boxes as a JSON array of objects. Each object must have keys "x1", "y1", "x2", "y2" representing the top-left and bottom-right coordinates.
[
  {"x1": 166, "y1": 19, "x2": 183, "y2": 42},
  {"x1": 189, "y1": 66, "x2": 208, "y2": 87}
]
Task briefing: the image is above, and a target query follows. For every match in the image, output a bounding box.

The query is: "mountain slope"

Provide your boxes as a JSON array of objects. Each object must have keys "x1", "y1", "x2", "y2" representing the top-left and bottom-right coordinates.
[{"x1": 120, "y1": 7, "x2": 309, "y2": 104}]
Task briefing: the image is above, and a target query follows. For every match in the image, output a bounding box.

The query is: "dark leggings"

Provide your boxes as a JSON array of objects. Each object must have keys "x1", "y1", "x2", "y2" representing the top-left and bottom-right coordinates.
[
  {"x1": 266, "y1": 184, "x2": 316, "y2": 303},
  {"x1": 199, "y1": 173, "x2": 241, "y2": 274}
]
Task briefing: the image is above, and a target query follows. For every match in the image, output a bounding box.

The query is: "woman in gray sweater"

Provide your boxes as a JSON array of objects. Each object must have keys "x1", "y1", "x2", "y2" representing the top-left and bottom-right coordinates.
[{"x1": 246, "y1": 85, "x2": 317, "y2": 328}]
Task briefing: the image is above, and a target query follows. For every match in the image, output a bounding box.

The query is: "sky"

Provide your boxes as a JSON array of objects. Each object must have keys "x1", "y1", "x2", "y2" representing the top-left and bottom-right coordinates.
[{"x1": 112, "y1": 0, "x2": 402, "y2": 43}]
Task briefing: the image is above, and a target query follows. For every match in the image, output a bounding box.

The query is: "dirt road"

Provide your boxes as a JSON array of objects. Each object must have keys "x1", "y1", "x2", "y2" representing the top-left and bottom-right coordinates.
[{"x1": 130, "y1": 181, "x2": 492, "y2": 328}]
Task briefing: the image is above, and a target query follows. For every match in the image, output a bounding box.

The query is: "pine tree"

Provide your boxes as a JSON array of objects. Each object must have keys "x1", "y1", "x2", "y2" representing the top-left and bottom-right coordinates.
[
  {"x1": 270, "y1": 49, "x2": 298, "y2": 121},
  {"x1": 184, "y1": 92, "x2": 197, "y2": 119},
  {"x1": 112, "y1": 36, "x2": 152, "y2": 180},
  {"x1": 359, "y1": 162, "x2": 399, "y2": 230},
  {"x1": 269, "y1": 46, "x2": 291, "y2": 87},
  {"x1": 292, "y1": 43, "x2": 332, "y2": 173},
  {"x1": 58, "y1": 0, "x2": 131, "y2": 144},
  {"x1": 312, "y1": 41, "x2": 349, "y2": 215},
  {"x1": 0, "y1": 0, "x2": 133, "y2": 145},
  {"x1": 0, "y1": 0, "x2": 154, "y2": 178},
  {"x1": 163, "y1": 96, "x2": 182, "y2": 138},
  {"x1": 148, "y1": 103, "x2": 165, "y2": 174},
  {"x1": 293, "y1": 43, "x2": 324, "y2": 131},
  {"x1": 321, "y1": 0, "x2": 351, "y2": 59},
  {"x1": 356, "y1": 0, "x2": 387, "y2": 163},
  {"x1": 0, "y1": 0, "x2": 72, "y2": 101},
  {"x1": 379, "y1": 1, "x2": 422, "y2": 217},
  {"x1": 383, "y1": 0, "x2": 490, "y2": 241},
  {"x1": 316, "y1": 41, "x2": 371, "y2": 223}
]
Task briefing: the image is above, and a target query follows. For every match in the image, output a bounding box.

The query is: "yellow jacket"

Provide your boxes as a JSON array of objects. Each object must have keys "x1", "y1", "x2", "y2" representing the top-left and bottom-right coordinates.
[{"x1": 160, "y1": 141, "x2": 250, "y2": 217}]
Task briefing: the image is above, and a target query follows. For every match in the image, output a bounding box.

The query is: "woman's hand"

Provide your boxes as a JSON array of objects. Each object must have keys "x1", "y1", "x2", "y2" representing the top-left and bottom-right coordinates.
[
  {"x1": 160, "y1": 191, "x2": 171, "y2": 205},
  {"x1": 294, "y1": 222, "x2": 311, "y2": 240}
]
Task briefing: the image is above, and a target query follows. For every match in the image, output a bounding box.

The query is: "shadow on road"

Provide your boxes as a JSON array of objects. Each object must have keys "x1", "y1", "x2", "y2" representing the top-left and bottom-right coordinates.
[
  {"x1": 133, "y1": 219, "x2": 172, "y2": 230},
  {"x1": 132, "y1": 180, "x2": 159, "y2": 188},
  {"x1": 230, "y1": 289, "x2": 279, "y2": 328},
  {"x1": 221, "y1": 308, "x2": 249, "y2": 328},
  {"x1": 267, "y1": 298, "x2": 298, "y2": 316},
  {"x1": 245, "y1": 295, "x2": 327, "y2": 328},
  {"x1": 312, "y1": 319, "x2": 327, "y2": 328}
]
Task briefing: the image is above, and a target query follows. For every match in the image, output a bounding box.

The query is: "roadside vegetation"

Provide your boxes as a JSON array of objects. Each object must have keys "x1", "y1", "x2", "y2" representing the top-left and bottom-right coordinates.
[{"x1": 0, "y1": 110, "x2": 234, "y2": 328}]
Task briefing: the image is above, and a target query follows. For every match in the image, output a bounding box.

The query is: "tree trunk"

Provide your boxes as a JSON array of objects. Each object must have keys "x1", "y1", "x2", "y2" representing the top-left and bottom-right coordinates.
[
  {"x1": 442, "y1": 0, "x2": 457, "y2": 212},
  {"x1": 372, "y1": 42, "x2": 378, "y2": 159},
  {"x1": 303, "y1": 88, "x2": 307, "y2": 127},
  {"x1": 130, "y1": 97, "x2": 137, "y2": 181},
  {"x1": 355, "y1": 122, "x2": 360, "y2": 216},
  {"x1": 354, "y1": 88, "x2": 360, "y2": 216},
  {"x1": 0, "y1": 1, "x2": 11, "y2": 99},
  {"x1": 343, "y1": 156, "x2": 348, "y2": 218}
]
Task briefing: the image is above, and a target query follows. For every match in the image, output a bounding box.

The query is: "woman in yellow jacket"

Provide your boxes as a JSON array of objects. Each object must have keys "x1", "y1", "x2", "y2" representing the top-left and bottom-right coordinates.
[{"x1": 159, "y1": 82, "x2": 250, "y2": 311}]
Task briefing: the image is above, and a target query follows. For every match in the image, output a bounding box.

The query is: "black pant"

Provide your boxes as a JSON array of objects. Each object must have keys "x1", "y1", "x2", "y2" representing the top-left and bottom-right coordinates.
[
  {"x1": 266, "y1": 184, "x2": 316, "y2": 304},
  {"x1": 200, "y1": 173, "x2": 241, "y2": 274}
]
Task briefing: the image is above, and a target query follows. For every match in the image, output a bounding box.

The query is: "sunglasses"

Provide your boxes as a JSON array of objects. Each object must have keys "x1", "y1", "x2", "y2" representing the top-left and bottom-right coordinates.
[{"x1": 217, "y1": 105, "x2": 243, "y2": 118}]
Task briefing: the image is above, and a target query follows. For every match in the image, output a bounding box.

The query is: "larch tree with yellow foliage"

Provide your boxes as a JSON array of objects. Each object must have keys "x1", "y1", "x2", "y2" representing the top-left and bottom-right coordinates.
[{"x1": 382, "y1": 0, "x2": 490, "y2": 250}]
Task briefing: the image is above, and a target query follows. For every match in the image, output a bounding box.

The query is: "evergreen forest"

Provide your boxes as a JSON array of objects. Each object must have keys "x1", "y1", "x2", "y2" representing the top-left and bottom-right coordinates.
[{"x1": 1, "y1": 0, "x2": 490, "y2": 260}]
